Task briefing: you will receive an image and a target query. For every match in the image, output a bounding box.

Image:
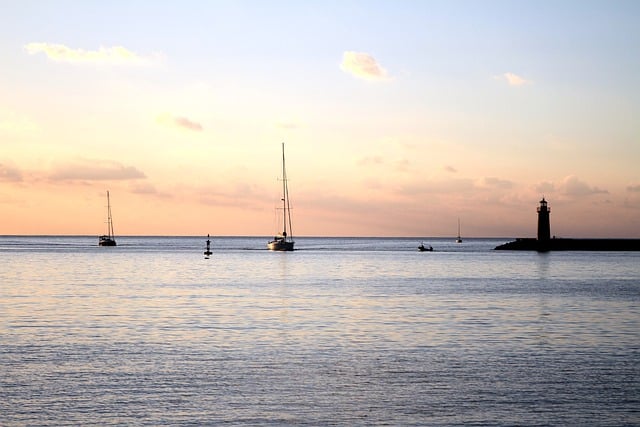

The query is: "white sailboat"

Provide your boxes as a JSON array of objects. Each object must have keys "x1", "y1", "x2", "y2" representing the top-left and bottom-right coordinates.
[
  {"x1": 99, "y1": 191, "x2": 117, "y2": 246},
  {"x1": 456, "y1": 218, "x2": 463, "y2": 243},
  {"x1": 268, "y1": 143, "x2": 295, "y2": 251}
]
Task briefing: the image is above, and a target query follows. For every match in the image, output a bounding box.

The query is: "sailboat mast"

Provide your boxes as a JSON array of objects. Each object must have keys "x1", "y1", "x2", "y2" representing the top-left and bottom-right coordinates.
[
  {"x1": 283, "y1": 148, "x2": 293, "y2": 241},
  {"x1": 281, "y1": 143, "x2": 287, "y2": 236},
  {"x1": 106, "y1": 190, "x2": 114, "y2": 238},
  {"x1": 280, "y1": 143, "x2": 293, "y2": 241}
]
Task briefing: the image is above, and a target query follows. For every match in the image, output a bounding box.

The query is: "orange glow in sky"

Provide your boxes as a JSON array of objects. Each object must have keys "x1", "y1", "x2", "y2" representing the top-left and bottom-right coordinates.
[{"x1": 1, "y1": 2, "x2": 639, "y2": 238}]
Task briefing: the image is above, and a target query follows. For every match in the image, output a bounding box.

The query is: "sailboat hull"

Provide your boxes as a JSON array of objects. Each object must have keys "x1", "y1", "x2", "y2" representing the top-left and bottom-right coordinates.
[
  {"x1": 267, "y1": 239, "x2": 294, "y2": 251},
  {"x1": 99, "y1": 236, "x2": 116, "y2": 246}
]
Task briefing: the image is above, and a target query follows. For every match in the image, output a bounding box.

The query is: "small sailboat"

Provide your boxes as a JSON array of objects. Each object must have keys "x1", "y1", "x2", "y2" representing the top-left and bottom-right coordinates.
[
  {"x1": 98, "y1": 191, "x2": 117, "y2": 246},
  {"x1": 456, "y1": 218, "x2": 463, "y2": 243},
  {"x1": 204, "y1": 234, "x2": 212, "y2": 258},
  {"x1": 268, "y1": 143, "x2": 295, "y2": 251}
]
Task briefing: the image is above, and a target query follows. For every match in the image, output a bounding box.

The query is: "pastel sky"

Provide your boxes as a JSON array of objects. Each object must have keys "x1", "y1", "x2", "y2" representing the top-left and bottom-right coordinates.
[{"x1": 1, "y1": 1, "x2": 639, "y2": 237}]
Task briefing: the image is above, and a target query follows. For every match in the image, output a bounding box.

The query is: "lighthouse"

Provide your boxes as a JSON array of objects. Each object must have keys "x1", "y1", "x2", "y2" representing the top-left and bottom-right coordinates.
[{"x1": 537, "y1": 198, "x2": 551, "y2": 242}]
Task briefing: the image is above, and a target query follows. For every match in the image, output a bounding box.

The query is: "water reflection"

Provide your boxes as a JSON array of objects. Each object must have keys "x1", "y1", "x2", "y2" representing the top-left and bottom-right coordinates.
[{"x1": 1, "y1": 237, "x2": 639, "y2": 425}]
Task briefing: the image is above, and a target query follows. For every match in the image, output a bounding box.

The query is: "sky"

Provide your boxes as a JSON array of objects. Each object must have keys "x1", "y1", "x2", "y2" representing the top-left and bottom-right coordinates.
[{"x1": 1, "y1": 0, "x2": 639, "y2": 238}]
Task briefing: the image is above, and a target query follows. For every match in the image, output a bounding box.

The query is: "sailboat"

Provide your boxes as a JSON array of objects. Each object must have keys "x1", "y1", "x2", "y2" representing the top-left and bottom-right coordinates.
[
  {"x1": 99, "y1": 191, "x2": 117, "y2": 246},
  {"x1": 267, "y1": 143, "x2": 295, "y2": 251},
  {"x1": 456, "y1": 218, "x2": 463, "y2": 243}
]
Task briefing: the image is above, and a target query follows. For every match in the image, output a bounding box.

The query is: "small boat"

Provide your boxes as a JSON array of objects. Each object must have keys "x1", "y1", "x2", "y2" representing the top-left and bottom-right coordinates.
[
  {"x1": 98, "y1": 191, "x2": 117, "y2": 246},
  {"x1": 204, "y1": 234, "x2": 212, "y2": 258},
  {"x1": 456, "y1": 218, "x2": 463, "y2": 243},
  {"x1": 418, "y1": 242, "x2": 433, "y2": 252},
  {"x1": 268, "y1": 143, "x2": 295, "y2": 251}
]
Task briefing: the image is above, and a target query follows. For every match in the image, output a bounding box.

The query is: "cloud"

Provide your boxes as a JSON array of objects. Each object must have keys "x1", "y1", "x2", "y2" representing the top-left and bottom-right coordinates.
[
  {"x1": 129, "y1": 182, "x2": 171, "y2": 198},
  {"x1": 0, "y1": 163, "x2": 23, "y2": 182},
  {"x1": 398, "y1": 178, "x2": 476, "y2": 196},
  {"x1": 444, "y1": 165, "x2": 458, "y2": 173},
  {"x1": 25, "y1": 42, "x2": 159, "y2": 65},
  {"x1": 627, "y1": 184, "x2": 640, "y2": 192},
  {"x1": 130, "y1": 182, "x2": 158, "y2": 194},
  {"x1": 496, "y1": 72, "x2": 532, "y2": 86},
  {"x1": 157, "y1": 114, "x2": 203, "y2": 132},
  {"x1": 535, "y1": 181, "x2": 555, "y2": 193},
  {"x1": 560, "y1": 175, "x2": 607, "y2": 197},
  {"x1": 48, "y1": 159, "x2": 146, "y2": 181},
  {"x1": 340, "y1": 51, "x2": 390, "y2": 81},
  {"x1": 173, "y1": 116, "x2": 203, "y2": 132},
  {"x1": 481, "y1": 177, "x2": 514, "y2": 189},
  {"x1": 358, "y1": 156, "x2": 384, "y2": 166},
  {"x1": 197, "y1": 182, "x2": 271, "y2": 208}
]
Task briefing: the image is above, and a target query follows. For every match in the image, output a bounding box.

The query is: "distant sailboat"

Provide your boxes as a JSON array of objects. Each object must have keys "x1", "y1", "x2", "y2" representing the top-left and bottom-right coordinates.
[
  {"x1": 456, "y1": 218, "x2": 463, "y2": 243},
  {"x1": 268, "y1": 143, "x2": 295, "y2": 251},
  {"x1": 98, "y1": 191, "x2": 117, "y2": 246}
]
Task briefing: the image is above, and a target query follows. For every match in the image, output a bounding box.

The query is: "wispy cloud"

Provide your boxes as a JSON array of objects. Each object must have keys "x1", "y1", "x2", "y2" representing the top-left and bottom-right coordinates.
[
  {"x1": 157, "y1": 114, "x2": 203, "y2": 132},
  {"x1": 535, "y1": 181, "x2": 555, "y2": 193},
  {"x1": 481, "y1": 177, "x2": 514, "y2": 189},
  {"x1": 444, "y1": 165, "x2": 458, "y2": 173},
  {"x1": 398, "y1": 178, "x2": 476, "y2": 196},
  {"x1": 25, "y1": 42, "x2": 160, "y2": 65},
  {"x1": 495, "y1": 72, "x2": 532, "y2": 86},
  {"x1": 129, "y1": 182, "x2": 171, "y2": 198},
  {"x1": 0, "y1": 163, "x2": 23, "y2": 182},
  {"x1": 358, "y1": 155, "x2": 385, "y2": 166},
  {"x1": 197, "y1": 182, "x2": 270, "y2": 208},
  {"x1": 560, "y1": 175, "x2": 607, "y2": 197},
  {"x1": 174, "y1": 116, "x2": 203, "y2": 132},
  {"x1": 340, "y1": 51, "x2": 390, "y2": 81},
  {"x1": 130, "y1": 182, "x2": 159, "y2": 195},
  {"x1": 48, "y1": 159, "x2": 146, "y2": 181},
  {"x1": 627, "y1": 184, "x2": 640, "y2": 192}
]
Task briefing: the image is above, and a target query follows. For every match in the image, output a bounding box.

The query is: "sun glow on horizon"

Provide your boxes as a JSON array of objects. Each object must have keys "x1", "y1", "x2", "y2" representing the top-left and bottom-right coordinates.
[{"x1": 1, "y1": 2, "x2": 639, "y2": 238}]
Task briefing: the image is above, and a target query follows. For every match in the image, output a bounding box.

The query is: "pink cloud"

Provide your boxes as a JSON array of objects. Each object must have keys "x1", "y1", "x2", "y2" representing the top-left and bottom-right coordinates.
[{"x1": 49, "y1": 159, "x2": 146, "y2": 181}]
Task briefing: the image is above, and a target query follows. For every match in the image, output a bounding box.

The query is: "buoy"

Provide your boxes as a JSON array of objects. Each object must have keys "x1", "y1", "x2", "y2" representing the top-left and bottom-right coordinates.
[{"x1": 204, "y1": 234, "x2": 212, "y2": 258}]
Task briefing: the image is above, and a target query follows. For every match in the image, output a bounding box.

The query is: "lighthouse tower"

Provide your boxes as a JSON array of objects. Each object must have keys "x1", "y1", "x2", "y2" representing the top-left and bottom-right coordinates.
[{"x1": 537, "y1": 198, "x2": 551, "y2": 241}]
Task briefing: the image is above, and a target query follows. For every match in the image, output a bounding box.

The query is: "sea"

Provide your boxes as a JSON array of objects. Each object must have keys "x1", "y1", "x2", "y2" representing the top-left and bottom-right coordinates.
[{"x1": 1, "y1": 235, "x2": 639, "y2": 426}]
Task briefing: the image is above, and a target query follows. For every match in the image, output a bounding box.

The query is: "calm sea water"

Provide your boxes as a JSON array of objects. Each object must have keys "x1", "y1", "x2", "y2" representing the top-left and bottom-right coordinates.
[{"x1": 1, "y1": 236, "x2": 639, "y2": 426}]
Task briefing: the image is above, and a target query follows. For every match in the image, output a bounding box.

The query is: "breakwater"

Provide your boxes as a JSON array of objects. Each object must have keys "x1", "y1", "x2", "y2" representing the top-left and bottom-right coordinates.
[{"x1": 495, "y1": 237, "x2": 640, "y2": 251}]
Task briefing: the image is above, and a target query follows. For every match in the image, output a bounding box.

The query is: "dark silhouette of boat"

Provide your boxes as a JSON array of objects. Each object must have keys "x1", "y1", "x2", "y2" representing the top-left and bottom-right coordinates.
[
  {"x1": 98, "y1": 191, "x2": 116, "y2": 246},
  {"x1": 268, "y1": 143, "x2": 295, "y2": 251},
  {"x1": 418, "y1": 242, "x2": 433, "y2": 252},
  {"x1": 456, "y1": 218, "x2": 462, "y2": 243}
]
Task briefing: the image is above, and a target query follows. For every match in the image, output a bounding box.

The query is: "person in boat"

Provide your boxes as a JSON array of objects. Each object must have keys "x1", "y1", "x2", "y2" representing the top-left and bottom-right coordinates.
[{"x1": 418, "y1": 243, "x2": 433, "y2": 251}]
